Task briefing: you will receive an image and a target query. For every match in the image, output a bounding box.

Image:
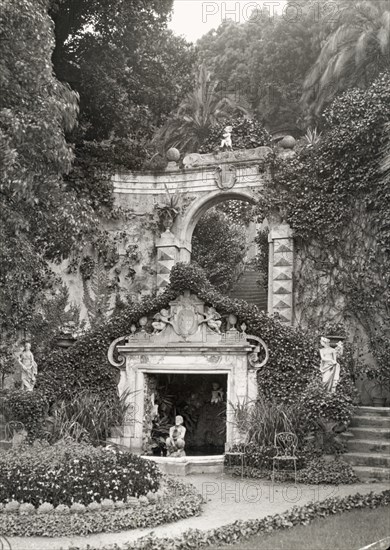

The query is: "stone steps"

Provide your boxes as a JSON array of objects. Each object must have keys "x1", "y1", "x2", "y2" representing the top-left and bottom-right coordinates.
[
  {"x1": 347, "y1": 439, "x2": 390, "y2": 453},
  {"x1": 229, "y1": 270, "x2": 267, "y2": 311},
  {"x1": 348, "y1": 426, "x2": 390, "y2": 440},
  {"x1": 343, "y1": 452, "x2": 390, "y2": 468},
  {"x1": 355, "y1": 406, "x2": 390, "y2": 417},
  {"x1": 352, "y1": 466, "x2": 390, "y2": 482},
  {"x1": 343, "y1": 406, "x2": 390, "y2": 481},
  {"x1": 350, "y1": 415, "x2": 390, "y2": 428}
]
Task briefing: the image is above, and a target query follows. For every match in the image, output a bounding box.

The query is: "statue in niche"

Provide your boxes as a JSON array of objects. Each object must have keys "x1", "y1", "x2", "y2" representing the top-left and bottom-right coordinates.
[
  {"x1": 210, "y1": 382, "x2": 224, "y2": 404},
  {"x1": 166, "y1": 415, "x2": 186, "y2": 457},
  {"x1": 220, "y1": 126, "x2": 233, "y2": 151},
  {"x1": 200, "y1": 307, "x2": 222, "y2": 334},
  {"x1": 319, "y1": 337, "x2": 343, "y2": 393},
  {"x1": 152, "y1": 309, "x2": 171, "y2": 334},
  {"x1": 17, "y1": 343, "x2": 38, "y2": 392}
]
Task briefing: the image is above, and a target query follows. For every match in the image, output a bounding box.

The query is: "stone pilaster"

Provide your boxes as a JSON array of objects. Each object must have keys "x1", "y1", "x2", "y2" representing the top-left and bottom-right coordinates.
[
  {"x1": 268, "y1": 224, "x2": 294, "y2": 324},
  {"x1": 155, "y1": 230, "x2": 180, "y2": 290}
]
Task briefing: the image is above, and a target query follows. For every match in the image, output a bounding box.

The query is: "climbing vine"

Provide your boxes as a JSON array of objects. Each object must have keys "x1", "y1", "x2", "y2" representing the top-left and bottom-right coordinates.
[
  {"x1": 36, "y1": 263, "x2": 356, "y2": 409},
  {"x1": 257, "y1": 72, "x2": 390, "y2": 374}
]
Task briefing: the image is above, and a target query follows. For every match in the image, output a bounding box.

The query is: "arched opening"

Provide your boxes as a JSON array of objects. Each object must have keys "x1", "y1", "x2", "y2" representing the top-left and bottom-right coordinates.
[{"x1": 177, "y1": 190, "x2": 268, "y2": 311}]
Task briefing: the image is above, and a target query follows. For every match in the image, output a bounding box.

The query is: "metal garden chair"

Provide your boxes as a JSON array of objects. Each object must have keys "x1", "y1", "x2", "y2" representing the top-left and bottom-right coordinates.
[{"x1": 272, "y1": 432, "x2": 298, "y2": 484}]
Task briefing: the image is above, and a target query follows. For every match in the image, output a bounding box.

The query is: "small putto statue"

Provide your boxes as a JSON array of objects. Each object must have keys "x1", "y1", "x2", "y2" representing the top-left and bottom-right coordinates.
[
  {"x1": 319, "y1": 337, "x2": 343, "y2": 393},
  {"x1": 152, "y1": 309, "x2": 171, "y2": 334},
  {"x1": 17, "y1": 343, "x2": 38, "y2": 392},
  {"x1": 166, "y1": 415, "x2": 186, "y2": 457},
  {"x1": 210, "y1": 382, "x2": 224, "y2": 404},
  {"x1": 220, "y1": 126, "x2": 233, "y2": 151},
  {"x1": 201, "y1": 307, "x2": 222, "y2": 334}
]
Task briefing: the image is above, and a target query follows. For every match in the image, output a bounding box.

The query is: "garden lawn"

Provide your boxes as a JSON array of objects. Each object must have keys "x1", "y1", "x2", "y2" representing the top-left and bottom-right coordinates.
[{"x1": 206, "y1": 505, "x2": 390, "y2": 550}]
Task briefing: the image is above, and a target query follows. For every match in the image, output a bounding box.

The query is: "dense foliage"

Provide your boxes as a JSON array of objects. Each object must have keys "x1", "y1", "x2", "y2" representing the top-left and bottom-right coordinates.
[
  {"x1": 153, "y1": 65, "x2": 246, "y2": 153},
  {"x1": 296, "y1": 457, "x2": 359, "y2": 484},
  {"x1": 2, "y1": 389, "x2": 48, "y2": 441},
  {"x1": 37, "y1": 263, "x2": 354, "y2": 416},
  {"x1": 303, "y1": 0, "x2": 390, "y2": 116},
  {"x1": 197, "y1": 2, "x2": 326, "y2": 132},
  {"x1": 0, "y1": 440, "x2": 161, "y2": 507},
  {"x1": 199, "y1": 115, "x2": 271, "y2": 153},
  {"x1": 0, "y1": 0, "x2": 195, "y2": 348},
  {"x1": 258, "y1": 73, "x2": 390, "y2": 373},
  {"x1": 192, "y1": 209, "x2": 247, "y2": 293},
  {"x1": 0, "y1": 0, "x2": 81, "y2": 337}
]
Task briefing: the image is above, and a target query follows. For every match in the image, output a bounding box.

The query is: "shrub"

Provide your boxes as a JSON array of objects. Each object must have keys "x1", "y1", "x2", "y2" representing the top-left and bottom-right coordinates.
[
  {"x1": 4, "y1": 500, "x2": 19, "y2": 513},
  {"x1": 70, "y1": 503, "x2": 86, "y2": 514},
  {"x1": 48, "y1": 390, "x2": 129, "y2": 446},
  {"x1": 37, "y1": 502, "x2": 54, "y2": 514},
  {"x1": 0, "y1": 439, "x2": 161, "y2": 507},
  {"x1": 299, "y1": 378, "x2": 354, "y2": 428},
  {"x1": 296, "y1": 457, "x2": 359, "y2": 485},
  {"x1": 55, "y1": 504, "x2": 70, "y2": 515},
  {"x1": 87, "y1": 502, "x2": 101, "y2": 512},
  {"x1": 2, "y1": 389, "x2": 47, "y2": 440},
  {"x1": 19, "y1": 503, "x2": 35, "y2": 516}
]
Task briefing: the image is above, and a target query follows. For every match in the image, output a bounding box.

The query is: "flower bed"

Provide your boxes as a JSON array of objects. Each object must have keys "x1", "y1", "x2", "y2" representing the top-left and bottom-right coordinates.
[
  {"x1": 0, "y1": 477, "x2": 203, "y2": 537},
  {"x1": 0, "y1": 440, "x2": 161, "y2": 507}
]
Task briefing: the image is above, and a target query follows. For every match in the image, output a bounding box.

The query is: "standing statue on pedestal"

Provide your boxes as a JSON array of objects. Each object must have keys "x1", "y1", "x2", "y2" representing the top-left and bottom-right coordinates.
[
  {"x1": 319, "y1": 337, "x2": 343, "y2": 393},
  {"x1": 17, "y1": 343, "x2": 38, "y2": 392},
  {"x1": 166, "y1": 415, "x2": 186, "y2": 457}
]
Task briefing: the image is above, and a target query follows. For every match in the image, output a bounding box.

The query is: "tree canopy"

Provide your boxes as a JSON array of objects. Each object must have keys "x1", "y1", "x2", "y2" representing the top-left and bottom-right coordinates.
[
  {"x1": 0, "y1": 0, "x2": 88, "y2": 334},
  {"x1": 303, "y1": 0, "x2": 390, "y2": 116}
]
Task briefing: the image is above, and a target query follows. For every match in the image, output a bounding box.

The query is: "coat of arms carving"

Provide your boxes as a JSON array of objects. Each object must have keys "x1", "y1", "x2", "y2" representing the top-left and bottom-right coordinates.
[{"x1": 214, "y1": 164, "x2": 237, "y2": 190}]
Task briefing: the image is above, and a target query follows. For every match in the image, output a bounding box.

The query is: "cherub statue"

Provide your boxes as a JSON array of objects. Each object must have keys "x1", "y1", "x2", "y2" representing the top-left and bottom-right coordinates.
[
  {"x1": 166, "y1": 415, "x2": 186, "y2": 457},
  {"x1": 17, "y1": 343, "x2": 38, "y2": 392},
  {"x1": 319, "y1": 337, "x2": 343, "y2": 393},
  {"x1": 211, "y1": 382, "x2": 224, "y2": 404},
  {"x1": 152, "y1": 309, "x2": 171, "y2": 334},
  {"x1": 200, "y1": 307, "x2": 222, "y2": 334},
  {"x1": 220, "y1": 126, "x2": 233, "y2": 151}
]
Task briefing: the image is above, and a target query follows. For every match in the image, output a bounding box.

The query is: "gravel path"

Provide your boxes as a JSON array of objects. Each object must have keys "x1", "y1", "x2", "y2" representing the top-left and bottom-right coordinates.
[{"x1": 6, "y1": 474, "x2": 389, "y2": 550}]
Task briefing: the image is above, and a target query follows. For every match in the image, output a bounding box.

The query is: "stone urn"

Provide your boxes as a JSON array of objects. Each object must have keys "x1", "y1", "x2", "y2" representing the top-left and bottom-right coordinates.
[
  {"x1": 279, "y1": 135, "x2": 296, "y2": 149},
  {"x1": 325, "y1": 334, "x2": 346, "y2": 348}
]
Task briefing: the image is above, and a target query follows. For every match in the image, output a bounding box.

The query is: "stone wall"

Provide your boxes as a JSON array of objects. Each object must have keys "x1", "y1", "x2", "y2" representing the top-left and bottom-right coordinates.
[{"x1": 53, "y1": 147, "x2": 295, "y2": 327}]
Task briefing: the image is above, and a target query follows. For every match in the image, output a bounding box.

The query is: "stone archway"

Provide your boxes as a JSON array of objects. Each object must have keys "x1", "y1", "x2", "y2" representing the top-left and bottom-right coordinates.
[
  {"x1": 155, "y1": 188, "x2": 294, "y2": 325},
  {"x1": 112, "y1": 146, "x2": 295, "y2": 324},
  {"x1": 178, "y1": 188, "x2": 257, "y2": 261}
]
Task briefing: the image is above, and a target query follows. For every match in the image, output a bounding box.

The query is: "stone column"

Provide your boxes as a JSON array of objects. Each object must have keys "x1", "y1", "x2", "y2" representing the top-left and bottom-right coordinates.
[
  {"x1": 155, "y1": 230, "x2": 180, "y2": 291},
  {"x1": 268, "y1": 224, "x2": 294, "y2": 324}
]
